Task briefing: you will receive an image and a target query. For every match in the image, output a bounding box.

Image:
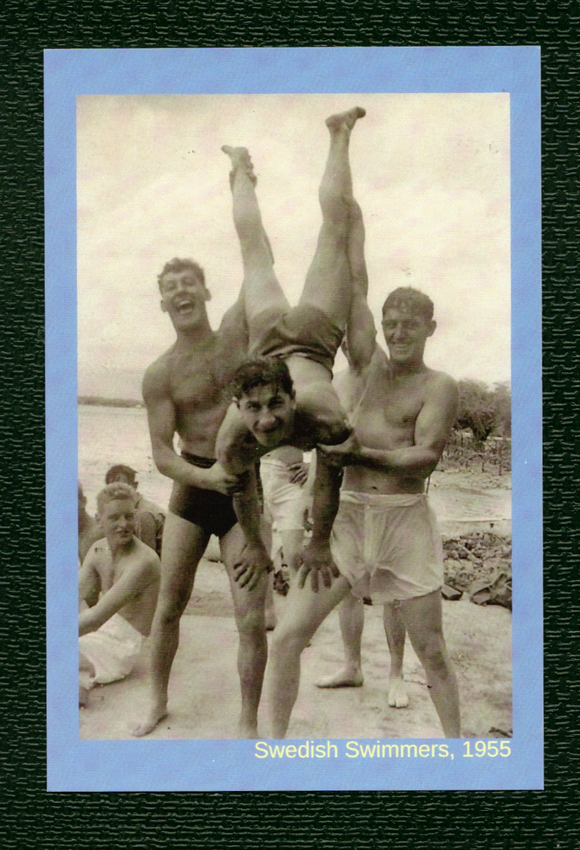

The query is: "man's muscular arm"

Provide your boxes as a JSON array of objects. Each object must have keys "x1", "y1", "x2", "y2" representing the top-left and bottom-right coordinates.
[
  {"x1": 231, "y1": 466, "x2": 273, "y2": 590},
  {"x1": 298, "y1": 451, "x2": 342, "y2": 592},
  {"x1": 142, "y1": 362, "x2": 240, "y2": 495},
  {"x1": 215, "y1": 402, "x2": 262, "y2": 475},
  {"x1": 321, "y1": 374, "x2": 459, "y2": 477},
  {"x1": 79, "y1": 552, "x2": 158, "y2": 636}
]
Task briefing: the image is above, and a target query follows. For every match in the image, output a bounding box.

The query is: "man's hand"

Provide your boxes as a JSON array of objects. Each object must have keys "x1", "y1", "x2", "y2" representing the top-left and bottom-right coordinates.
[
  {"x1": 297, "y1": 542, "x2": 340, "y2": 592},
  {"x1": 318, "y1": 432, "x2": 361, "y2": 468},
  {"x1": 202, "y1": 462, "x2": 244, "y2": 496},
  {"x1": 233, "y1": 543, "x2": 274, "y2": 591},
  {"x1": 287, "y1": 461, "x2": 309, "y2": 486}
]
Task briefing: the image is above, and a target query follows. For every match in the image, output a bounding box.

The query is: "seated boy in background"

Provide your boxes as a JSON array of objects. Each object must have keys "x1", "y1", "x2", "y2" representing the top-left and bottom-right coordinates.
[{"x1": 79, "y1": 483, "x2": 160, "y2": 706}]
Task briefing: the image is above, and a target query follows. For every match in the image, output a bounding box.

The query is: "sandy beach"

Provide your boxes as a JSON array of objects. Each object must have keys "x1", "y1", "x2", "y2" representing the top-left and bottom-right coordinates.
[{"x1": 79, "y1": 467, "x2": 512, "y2": 741}]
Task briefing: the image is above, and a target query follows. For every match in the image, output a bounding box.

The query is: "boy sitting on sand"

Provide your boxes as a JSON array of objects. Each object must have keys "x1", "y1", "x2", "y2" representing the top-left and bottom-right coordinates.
[{"x1": 79, "y1": 483, "x2": 160, "y2": 706}]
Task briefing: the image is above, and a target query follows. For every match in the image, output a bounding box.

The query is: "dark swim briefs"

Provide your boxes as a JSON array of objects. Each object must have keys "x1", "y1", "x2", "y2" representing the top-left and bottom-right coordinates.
[
  {"x1": 252, "y1": 303, "x2": 343, "y2": 376},
  {"x1": 168, "y1": 452, "x2": 238, "y2": 539}
]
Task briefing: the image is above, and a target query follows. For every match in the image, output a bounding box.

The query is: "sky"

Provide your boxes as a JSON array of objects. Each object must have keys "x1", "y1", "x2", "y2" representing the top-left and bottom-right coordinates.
[{"x1": 77, "y1": 93, "x2": 510, "y2": 397}]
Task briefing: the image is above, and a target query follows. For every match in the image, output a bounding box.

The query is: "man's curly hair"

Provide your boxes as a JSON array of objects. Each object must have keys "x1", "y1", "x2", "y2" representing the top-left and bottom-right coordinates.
[
  {"x1": 157, "y1": 258, "x2": 206, "y2": 291},
  {"x1": 229, "y1": 357, "x2": 295, "y2": 400},
  {"x1": 382, "y1": 287, "x2": 434, "y2": 321},
  {"x1": 96, "y1": 482, "x2": 137, "y2": 515}
]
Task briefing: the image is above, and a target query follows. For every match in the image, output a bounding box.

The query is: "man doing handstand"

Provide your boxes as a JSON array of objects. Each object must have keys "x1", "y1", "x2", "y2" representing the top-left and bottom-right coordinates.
[{"x1": 216, "y1": 107, "x2": 375, "y2": 588}]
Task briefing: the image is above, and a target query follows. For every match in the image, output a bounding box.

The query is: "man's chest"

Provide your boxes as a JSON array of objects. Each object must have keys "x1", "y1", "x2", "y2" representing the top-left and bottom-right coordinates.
[
  {"x1": 169, "y1": 345, "x2": 244, "y2": 409},
  {"x1": 353, "y1": 376, "x2": 426, "y2": 435}
]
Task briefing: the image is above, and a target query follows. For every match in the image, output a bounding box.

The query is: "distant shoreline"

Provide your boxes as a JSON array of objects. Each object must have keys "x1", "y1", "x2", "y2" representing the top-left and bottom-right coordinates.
[{"x1": 78, "y1": 396, "x2": 143, "y2": 408}]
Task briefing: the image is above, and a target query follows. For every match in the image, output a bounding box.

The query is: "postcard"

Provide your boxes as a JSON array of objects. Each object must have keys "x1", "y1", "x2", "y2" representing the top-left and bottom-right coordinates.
[{"x1": 46, "y1": 46, "x2": 541, "y2": 791}]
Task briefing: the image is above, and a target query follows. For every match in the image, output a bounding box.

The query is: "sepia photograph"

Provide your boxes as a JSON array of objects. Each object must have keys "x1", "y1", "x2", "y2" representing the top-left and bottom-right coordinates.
[{"x1": 46, "y1": 47, "x2": 541, "y2": 790}]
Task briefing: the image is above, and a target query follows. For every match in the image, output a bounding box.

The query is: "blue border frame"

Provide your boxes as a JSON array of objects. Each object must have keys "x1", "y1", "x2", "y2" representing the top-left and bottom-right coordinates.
[{"x1": 45, "y1": 46, "x2": 541, "y2": 791}]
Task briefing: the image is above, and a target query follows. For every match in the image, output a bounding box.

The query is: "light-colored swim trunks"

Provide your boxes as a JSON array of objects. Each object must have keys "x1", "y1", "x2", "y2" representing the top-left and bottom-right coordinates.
[
  {"x1": 260, "y1": 456, "x2": 311, "y2": 568},
  {"x1": 331, "y1": 491, "x2": 443, "y2": 603},
  {"x1": 79, "y1": 613, "x2": 144, "y2": 689},
  {"x1": 260, "y1": 456, "x2": 309, "y2": 532}
]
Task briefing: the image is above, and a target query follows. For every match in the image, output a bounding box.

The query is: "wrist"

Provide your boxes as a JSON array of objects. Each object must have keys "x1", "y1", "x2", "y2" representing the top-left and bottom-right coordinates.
[{"x1": 306, "y1": 536, "x2": 330, "y2": 551}]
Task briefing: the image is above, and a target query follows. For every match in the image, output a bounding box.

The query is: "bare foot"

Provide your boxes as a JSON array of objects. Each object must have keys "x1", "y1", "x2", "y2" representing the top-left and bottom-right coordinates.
[
  {"x1": 387, "y1": 676, "x2": 409, "y2": 708},
  {"x1": 130, "y1": 703, "x2": 168, "y2": 737},
  {"x1": 325, "y1": 106, "x2": 366, "y2": 132},
  {"x1": 221, "y1": 145, "x2": 257, "y2": 185},
  {"x1": 237, "y1": 721, "x2": 259, "y2": 739},
  {"x1": 315, "y1": 666, "x2": 364, "y2": 688}
]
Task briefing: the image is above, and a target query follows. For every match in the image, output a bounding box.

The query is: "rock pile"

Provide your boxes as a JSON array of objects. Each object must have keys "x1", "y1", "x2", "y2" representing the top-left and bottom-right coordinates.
[{"x1": 443, "y1": 532, "x2": 512, "y2": 610}]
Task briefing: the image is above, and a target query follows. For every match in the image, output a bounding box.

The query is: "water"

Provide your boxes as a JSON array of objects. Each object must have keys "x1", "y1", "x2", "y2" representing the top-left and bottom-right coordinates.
[{"x1": 78, "y1": 405, "x2": 174, "y2": 515}]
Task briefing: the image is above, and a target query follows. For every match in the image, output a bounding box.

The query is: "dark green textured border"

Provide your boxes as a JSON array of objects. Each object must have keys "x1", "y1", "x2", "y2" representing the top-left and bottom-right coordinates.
[{"x1": 2, "y1": 2, "x2": 578, "y2": 847}]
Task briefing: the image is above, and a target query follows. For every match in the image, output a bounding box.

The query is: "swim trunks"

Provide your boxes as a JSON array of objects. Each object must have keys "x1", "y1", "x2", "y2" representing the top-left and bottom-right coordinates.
[
  {"x1": 168, "y1": 451, "x2": 238, "y2": 539},
  {"x1": 260, "y1": 456, "x2": 310, "y2": 532},
  {"x1": 251, "y1": 303, "x2": 343, "y2": 376},
  {"x1": 331, "y1": 491, "x2": 443, "y2": 603},
  {"x1": 260, "y1": 455, "x2": 311, "y2": 569},
  {"x1": 79, "y1": 613, "x2": 144, "y2": 689}
]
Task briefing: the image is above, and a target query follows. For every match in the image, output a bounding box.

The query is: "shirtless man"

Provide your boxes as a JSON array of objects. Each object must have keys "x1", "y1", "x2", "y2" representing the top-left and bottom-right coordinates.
[
  {"x1": 216, "y1": 107, "x2": 375, "y2": 588},
  {"x1": 267, "y1": 286, "x2": 460, "y2": 738},
  {"x1": 315, "y1": 343, "x2": 409, "y2": 709},
  {"x1": 79, "y1": 483, "x2": 160, "y2": 706},
  {"x1": 105, "y1": 464, "x2": 165, "y2": 557},
  {"x1": 132, "y1": 256, "x2": 270, "y2": 738}
]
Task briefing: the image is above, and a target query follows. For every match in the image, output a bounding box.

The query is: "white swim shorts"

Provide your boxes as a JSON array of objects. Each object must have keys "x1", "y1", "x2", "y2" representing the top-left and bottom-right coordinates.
[
  {"x1": 79, "y1": 613, "x2": 144, "y2": 688},
  {"x1": 331, "y1": 491, "x2": 443, "y2": 603},
  {"x1": 260, "y1": 457, "x2": 311, "y2": 568},
  {"x1": 260, "y1": 457, "x2": 309, "y2": 531}
]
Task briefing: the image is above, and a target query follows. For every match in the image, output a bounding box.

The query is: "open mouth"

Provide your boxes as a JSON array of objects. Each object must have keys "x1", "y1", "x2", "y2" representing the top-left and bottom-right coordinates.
[{"x1": 175, "y1": 301, "x2": 195, "y2": 315}]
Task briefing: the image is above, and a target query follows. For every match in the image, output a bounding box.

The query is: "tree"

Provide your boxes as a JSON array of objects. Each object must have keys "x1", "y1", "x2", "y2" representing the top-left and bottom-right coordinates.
[{"x1": 455, "y1": 379, "x2": 511, "y2": 443}]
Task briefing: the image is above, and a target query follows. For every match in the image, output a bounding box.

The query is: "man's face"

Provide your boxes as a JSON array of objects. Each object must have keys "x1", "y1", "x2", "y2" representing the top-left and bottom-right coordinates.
[
  {"x1": 159, "y1": 269, "x2": 210, "y2": 329},
  {"x1": 236, "y1": 384, "x2": 296, "y2": 449},
  {"x1": 99, "y1": 498, "x2": 136, "y2": 545},
  {"x1": 382, "y1": 307, "x2": 436, "y2": 366}
]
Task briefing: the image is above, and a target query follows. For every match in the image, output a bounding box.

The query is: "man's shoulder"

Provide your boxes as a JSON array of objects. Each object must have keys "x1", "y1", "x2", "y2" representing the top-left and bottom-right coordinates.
[
  {"x1": 90, "y1": 537, "x2": 111, "y2": 557},
  {"x1": 421, "y1": 369, "x2": 459, "y2": 413},
  {"x1": 131, "y1": 537, "x2": 162, "y2": 574},
  {"x1": 424, "y1": 368, "x2": 457, "y2": 392},
  {"x1": 213, "y1": 324, "x2": 248, "y2": 365},
  {"x1": 142, "y1": 348, "x2": 176, "y2": 400},
  {"x1": 116, "y1": 538, "x2": 161, "y2": 578},
  {"x1": 144, "y1": 348, "x2": 172, "y2": 378}
]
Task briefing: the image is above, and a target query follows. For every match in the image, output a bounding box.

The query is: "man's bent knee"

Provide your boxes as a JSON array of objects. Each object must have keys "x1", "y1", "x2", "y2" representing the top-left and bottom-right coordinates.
[{"x1": 271, "y1": 625, "x2": 309, "y2": 661}]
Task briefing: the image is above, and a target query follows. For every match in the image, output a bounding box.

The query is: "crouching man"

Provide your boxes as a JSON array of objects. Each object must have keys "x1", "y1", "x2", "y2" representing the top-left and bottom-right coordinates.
[{"x1": 79, "y1": 483, "x2": 160, "y2": 707}]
